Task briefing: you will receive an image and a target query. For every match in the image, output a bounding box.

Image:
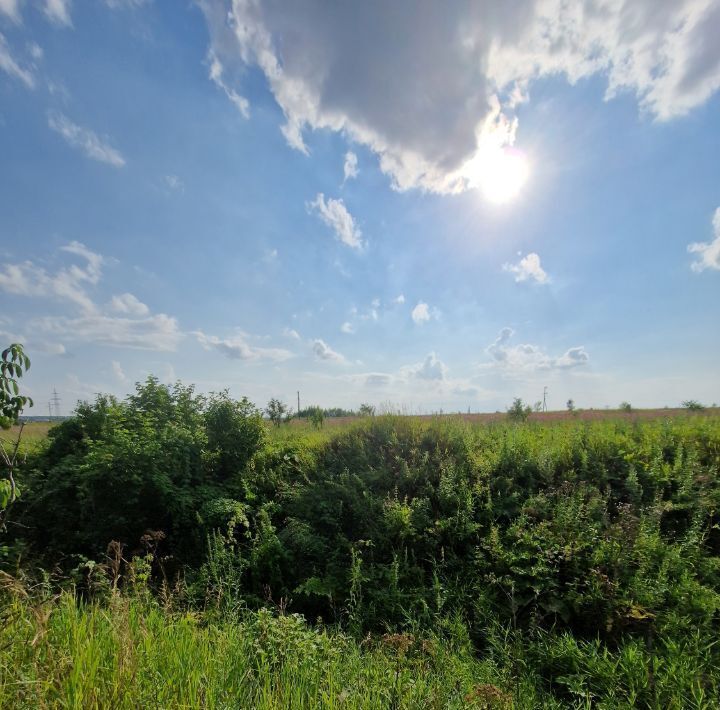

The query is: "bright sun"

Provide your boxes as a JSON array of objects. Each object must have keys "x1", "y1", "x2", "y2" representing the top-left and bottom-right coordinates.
[{"x1": 466, "y1": 146, "x2": 530, "y2": 204}]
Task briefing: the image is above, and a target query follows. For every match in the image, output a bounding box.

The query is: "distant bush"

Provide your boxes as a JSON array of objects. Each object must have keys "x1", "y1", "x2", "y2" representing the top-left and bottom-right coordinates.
[
  {"x1": 619, "y1": 401, "x2": 632, "y2": 412},
  {"x1": 506, "y1": 397, "x2": 531, "y2": 422},
  {"x1": 682, "y1": 399, "x2": 705, "y2": 411}
]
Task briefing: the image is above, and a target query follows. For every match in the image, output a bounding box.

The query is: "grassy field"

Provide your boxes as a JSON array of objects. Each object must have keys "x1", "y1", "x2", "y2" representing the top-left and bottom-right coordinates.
[{"x1": 3, "y1": 394, "x2": 720, "y2": 708}]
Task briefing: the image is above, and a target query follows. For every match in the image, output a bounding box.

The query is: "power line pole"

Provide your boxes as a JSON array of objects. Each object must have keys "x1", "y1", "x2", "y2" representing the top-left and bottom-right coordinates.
[
  {"x1": 297, "y1": 391, "x2": 300, "y2": 414},
  {"x1": 542, "y1": 386, "x2": 548, "y2": 413},
  {"x1": 50, "y1": 387, "x2": 61, "y2": 417}
]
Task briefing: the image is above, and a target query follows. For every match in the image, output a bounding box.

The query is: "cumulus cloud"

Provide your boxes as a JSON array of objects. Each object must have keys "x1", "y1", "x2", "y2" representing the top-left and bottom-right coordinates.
[
  {"x1": 48, "y1": 111, "x2": 125, "y2": 167},
  {"x1": 485, "y1": 327, "x2": 589, "y2": 372},
  {"x1": 0, "y1": 33, "x2": 34, "y2": 88},
  {"x1": 404, "y1": 352, "x2": 448, "y2": 381},
  {"x1": 282, "y1": 327, "x2": 301, "y2": 340},
  {"x1": 312, "y1": 338, "x2": 346, "y2": 363},
  {"x1": 394, "y1": 294, "x2": 405, "y2": 304},
  {"x1": 44, "y1": 0, "x2": 72, "y2": 27},
  {"x1": 688, "y1": 207, "x2": 720, "y2": 272},
  {"x1": 109, "y1": 293, "x2": 150, "y2": 317},
  {"x1": 0, "y1": 241, "x2": 103, "y2": 314},
  {"x1": 340, "y1": 321, "x2": 355, "y2": 334},
  {"x1": 411, "y1": 301, "x2": 438, "y2": 325},
  {"x1": 343, "y1": 151, "x2": 358, "y2": 182},
  {"x1": 196, "y1": 331, "x2": 292, "y2": 361},
  {"x1": 308, "y1": 193, "x2": 363, "y2": 249},
  {"x1": 503, "y1": 252, "x2": 549, "y2": 284},
  {"x1": 200, "y1": 0, "x2": 720, "y2": 194}
]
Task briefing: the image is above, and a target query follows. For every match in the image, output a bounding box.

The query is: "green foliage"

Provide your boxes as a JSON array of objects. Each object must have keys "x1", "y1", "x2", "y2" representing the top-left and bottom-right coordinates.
[
  {"x1": 359, "y1": 403, "x2": 376, "y2": 417},
  {"x1": 5, "y1": 379, "x2": 720, "y2": 706},
  {"x1": 266, "y1": 398, "x2": 290, "y2": 427},
  {"x1": 0, "y1": 344, "x2": 32, "y2": 429},
  {"x1": 682, "y1": 399, "x2": 705, "y2": 411},
  {"x1": 308, "y1": 406, "x2": 325, "y2": 429},
  {"x1": 506, "y1": 397, "x2": 532, "y2": 422},
  {"x1": 566, "y1": 398, "x2": 575, "y2": 412},
  {"x1": 620, "y1": 401, "x2": 633, "y2": 413}
]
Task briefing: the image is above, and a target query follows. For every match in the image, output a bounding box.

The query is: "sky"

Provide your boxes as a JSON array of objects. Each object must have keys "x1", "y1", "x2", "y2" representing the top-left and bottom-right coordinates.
[{"x1": 1, "y1": 0, "x2": 719, "y2": 415}]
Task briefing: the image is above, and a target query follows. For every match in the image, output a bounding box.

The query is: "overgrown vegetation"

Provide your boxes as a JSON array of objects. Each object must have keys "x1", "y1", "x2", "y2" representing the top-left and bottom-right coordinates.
[{"x1": 2, "y1": 375, "x2": 720, "y2": 707}]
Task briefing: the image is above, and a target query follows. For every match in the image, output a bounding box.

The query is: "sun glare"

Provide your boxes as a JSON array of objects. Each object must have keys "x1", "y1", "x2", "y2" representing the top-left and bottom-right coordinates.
[{"x1": 466, "y1": 146, "x2": 530, "y2": 204}]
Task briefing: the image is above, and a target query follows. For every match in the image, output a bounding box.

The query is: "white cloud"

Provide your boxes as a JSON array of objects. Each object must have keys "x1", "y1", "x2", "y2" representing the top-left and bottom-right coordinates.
[
  {"x1": 0, "y1": 0, "x2": 20, "y2": 22},
  {"x1": 112, "y1": 360, "x2": 127, "y2": 382},
  {"x1": 411, "y1": 301, "x2": 438, "y2": 325},
  {"x1": 343, "y1": 151, "x2": 358, "y2": 182},
  {"x1": 282, "y1": 327, "x2": 301, "y2": 340},
  {"x1": 308, "y1": 193, "x2": 363, "y2": 249},
  {"x1": 340, "y1": 321, "x2": 355, "y2": 334},
  {"x1": 207, "y1": 50, "x2": 249, "y2": 118},
  {"x1": 503, "y1": 252, "x2": 549, "y2": 284},
  {"x1": 688, "y1": 207, "x2": 720, "y2": 272},
  {"x1": 2, "y1": 242, "x2": 184, "y2": 353},
  {"x1": 35, "y1": 313, "x2": 182, "y2": 351},
  {"x1": 196, "y1": 331, "x2": 293, "y2": 362},
  {"x1": 312, "y1": 338, "x2": 346, "y2": 363},
  {"x1": 0, "y1": 241, "x2": 103, "y2": 314},
  {"x1": 485, "y1": 328, "x2": 589, "y2": 372},
  {"x1": 44, "y1": 0, "x2": 72, "y2": 27},
  {"x1": 404, "y1": 352, "x2": 448, "y2": 381},
  {"x1": 165, "y1": 174, "x2": 184, "y2": 191},
  {"x1": 48, "y1": 111, "x2": 125, "y2": 167},
  {"x1": 201, "y1": 1, "x2": 720, "y2": 194},
  {"x1": 109, "y1": 293, "x2": 150, "y2": 317},
  {"x1": 0, "y1": 33, "x2": 35, "y2": 88},
  {"x1": 394, "y1": 294, "x2": 405, "y2": 305}
]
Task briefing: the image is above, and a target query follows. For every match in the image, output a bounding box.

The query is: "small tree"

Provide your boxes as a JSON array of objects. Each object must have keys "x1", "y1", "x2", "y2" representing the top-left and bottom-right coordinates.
[
  {"x1": 359, "y1": 403, "x2": 376, "y2": 417},
  {"x1": 265, "y1": 398, "x2": 289, "y2": 427},
  {"x1": 619, "y1": 401, "x2": 632, "y2": 413},
  {"x1": 1, "y1": 344, "x2": 33, "y2": 528},
  {"x1": 308, "y1": 406, "x2": 325, "y2": 429},
  {"x1": 533, "y1": 401, "x2": 543, "y2": 413},
  {"x1": 681, "y1": 400, "x2": 705, "y2": 411},
  {"x1": 566, "y1": 399, "x2": 575, "y2": 412},
  {"x1": 507, "y1": 398, "x2": 531, "y2": 423}
]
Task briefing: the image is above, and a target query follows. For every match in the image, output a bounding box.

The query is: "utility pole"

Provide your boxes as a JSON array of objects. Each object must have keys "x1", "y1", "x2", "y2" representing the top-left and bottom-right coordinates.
[
  {"x1": 50, "y1": 387, "x2": 61, "y2": 417},
  {"x1": 297, "y1": 390, "x2": 300, "y2": 414},
  {"x1": 542, "y1": 386, "x2": 548, "y2": 413}
]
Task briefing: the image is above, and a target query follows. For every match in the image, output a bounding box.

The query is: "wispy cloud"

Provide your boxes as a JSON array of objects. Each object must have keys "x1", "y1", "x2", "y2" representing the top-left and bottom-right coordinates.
[
  {"x1": 308, "y1": 193, "x2": 363, "y2": 250},
  {"x1": 43, "y1": 0, "x2": 72, "y2": 28},
  {"x1": 48, "y1": 111, "x2": 125, "y2": 167},
  {"x1": 207, "y1": 50, "x2": 249, "y2": 118},
  {"x1": 0, "y1": 32, "x2": 34, "y2": 88},
  {"x1": 196, "y1": 331, "x2": 292, "y2": 362},
  {"x1": 411, "y1": 301, "x2": 439, "y2": 325},
  {"x1": 0, "y1": 241, "x2": 103, "y2": 314}
]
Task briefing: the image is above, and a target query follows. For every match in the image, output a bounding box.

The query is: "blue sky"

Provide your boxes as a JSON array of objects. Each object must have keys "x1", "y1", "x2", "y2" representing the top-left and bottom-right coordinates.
[{"x1": 1, "y1": 0, "x2": 719, "y2": 414}]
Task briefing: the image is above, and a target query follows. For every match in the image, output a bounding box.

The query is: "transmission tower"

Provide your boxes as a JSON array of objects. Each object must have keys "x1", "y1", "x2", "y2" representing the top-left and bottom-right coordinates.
[
  {"x1": 542, "y1": 386, "x2": 548, "y2": 413},
  {"x1": 50, "y1": 387, "x2": 61, "y2": 417}
]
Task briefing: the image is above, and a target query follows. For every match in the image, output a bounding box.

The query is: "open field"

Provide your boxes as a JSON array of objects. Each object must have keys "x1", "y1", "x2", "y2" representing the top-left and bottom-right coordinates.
[{"x1": 1, "y1": 381, "x2": 719, "y2": 707}]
